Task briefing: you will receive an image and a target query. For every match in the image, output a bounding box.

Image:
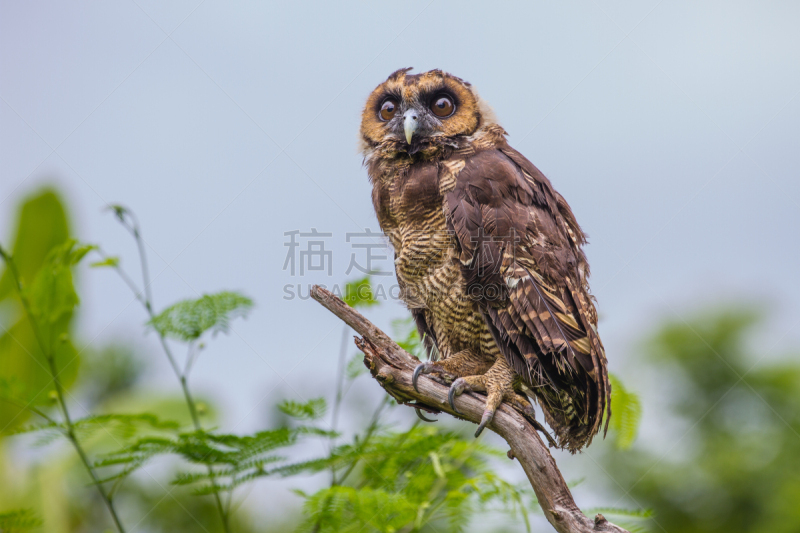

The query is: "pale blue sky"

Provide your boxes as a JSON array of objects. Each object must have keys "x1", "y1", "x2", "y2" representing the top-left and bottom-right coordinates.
[{"x1": 2, "y1": 0, "x2": 799, "y2": 529}]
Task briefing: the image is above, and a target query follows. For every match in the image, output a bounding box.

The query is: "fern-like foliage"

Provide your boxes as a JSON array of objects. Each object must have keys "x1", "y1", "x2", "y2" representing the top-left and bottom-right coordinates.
[
  {"x1": 287, "y1": 424, "x2": 533, "y2": 533},
  {"x1": 278, "y1": 398, "x2": 327, "y2": 421},
  {"x1": 149, "y1": 291, "x2": 253, "y2": 342},
  {"x1": 0, "y1": 509, "x2": 42, "y2": 532},
  {"x1": 96, "y1": 399, "x2": 334, "y2": 497},
  {"x1": 608, "y1": 374, "x2": 642, "y2": 450},
  {"x1": 8, "y1": 413, "x2": 181, "y2": 449},
  {"x1": 76, "y1": 413, "x2": 180, "y2": 440}
]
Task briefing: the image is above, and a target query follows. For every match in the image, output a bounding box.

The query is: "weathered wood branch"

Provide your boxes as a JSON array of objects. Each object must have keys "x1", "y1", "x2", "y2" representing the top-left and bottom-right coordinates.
[{"x1": 310, "y1": 285, "x2": 628, "y2": 533}]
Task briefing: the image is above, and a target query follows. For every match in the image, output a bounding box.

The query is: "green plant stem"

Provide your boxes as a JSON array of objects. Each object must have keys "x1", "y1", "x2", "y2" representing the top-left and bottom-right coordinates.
[
  {"x1": 0, "y1": 247, "x2": 127, "y2": 533},
  {"x1": 327, "y1": 324, "x2": 351, "y2": 488},
  {"x1": 330, "y1": 325, "x2": 350, "y2": 435},
  {"x1": 108, "y1": 214, "x2": 232, "y2": 533},
  {"x1": 332, "y1": 395, "x2": 389, "y2": 487},
  {"x1": 142, "y1": 288, "x2": 230, "y2": 533}
]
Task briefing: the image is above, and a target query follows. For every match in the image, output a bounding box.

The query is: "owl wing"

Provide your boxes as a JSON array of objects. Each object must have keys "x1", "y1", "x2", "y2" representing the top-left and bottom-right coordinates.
[{"x1": 444, "y1": 145, "x2": 610, "y2": 449}]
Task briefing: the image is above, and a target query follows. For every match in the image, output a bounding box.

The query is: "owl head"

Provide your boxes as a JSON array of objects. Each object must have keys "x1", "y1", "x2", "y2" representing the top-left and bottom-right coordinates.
[{"x1": 359, "y1": 68, "x2": 498, "y2": 157}]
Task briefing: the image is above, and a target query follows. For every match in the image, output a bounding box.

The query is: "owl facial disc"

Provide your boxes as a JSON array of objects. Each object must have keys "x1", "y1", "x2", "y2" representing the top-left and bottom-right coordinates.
[{"x1": 360, "y1": 69, "x2": 491, "y2": 158}]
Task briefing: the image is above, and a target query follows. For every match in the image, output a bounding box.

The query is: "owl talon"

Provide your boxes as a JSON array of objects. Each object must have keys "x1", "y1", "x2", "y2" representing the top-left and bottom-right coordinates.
[
  {"x1": 475, "y1": 409, "x2": 494, "y2": 438},
  {"x1": 448, "y1": 378, "x2": 468, "y2": 414},
  {"x1": 412, "y1": 362, "x2": 435, "y2": 393},
  {"x1": 414, "y1": 407, "x2": 437, "y2": 423},
  {"x1": 511, "y1": 395, "x2": 535, "y2": 418}
]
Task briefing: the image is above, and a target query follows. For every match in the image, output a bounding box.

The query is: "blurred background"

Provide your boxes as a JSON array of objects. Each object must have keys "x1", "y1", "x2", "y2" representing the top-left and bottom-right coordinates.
[{"x1": 1, "y1": 1, "x2": 799, "y2": 531}]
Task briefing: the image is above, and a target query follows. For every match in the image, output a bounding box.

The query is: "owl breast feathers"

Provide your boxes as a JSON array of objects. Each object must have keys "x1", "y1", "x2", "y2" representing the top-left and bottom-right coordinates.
[{"x1": 360, "y1": 68, "x2": 610, "y2": 451}]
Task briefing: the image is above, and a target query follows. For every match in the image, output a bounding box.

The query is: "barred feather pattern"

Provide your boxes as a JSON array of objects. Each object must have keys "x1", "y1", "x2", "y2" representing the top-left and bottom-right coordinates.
[{"x1": 367, "y1": 124, "x2": 609, "y2": 451}]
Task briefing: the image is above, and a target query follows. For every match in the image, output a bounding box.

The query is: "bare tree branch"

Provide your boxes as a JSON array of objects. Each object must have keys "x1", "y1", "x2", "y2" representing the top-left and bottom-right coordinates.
[{"x1": 310, "y1": 285, "x2": 629, "y2": 533}]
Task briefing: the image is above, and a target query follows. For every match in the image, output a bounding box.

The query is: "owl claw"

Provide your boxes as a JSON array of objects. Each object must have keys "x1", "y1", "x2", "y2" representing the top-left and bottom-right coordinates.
[
  {"x1": 448, "y1": 378, "x2": 468, "y2": 414},
  {"x1": 475, "y1": 409, "x2": 494, "y2": 438},
  {"x1": 412, "y1": 362, "x2": 434, "y2": 393},
  {"x1": 415, "y1": 408, "x2": 437, "y2": 423}
]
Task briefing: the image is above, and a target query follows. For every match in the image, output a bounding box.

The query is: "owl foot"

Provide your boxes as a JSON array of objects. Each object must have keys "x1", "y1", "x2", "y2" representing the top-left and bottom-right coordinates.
[
  {"x1": 447, "y1": 359, "x2": 533, "y2": 438},
  {"x1": 413, "y1": 350, "x2": 494, "y2": 393}
]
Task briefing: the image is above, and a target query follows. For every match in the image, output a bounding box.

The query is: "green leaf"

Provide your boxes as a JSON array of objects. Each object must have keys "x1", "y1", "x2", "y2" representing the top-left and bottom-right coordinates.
[
  {"x1": 149, "y1": 291, "x2": 254, "y2": 342},
  {"x1": 26, "y1": 240, "x2": 95, "y2": 326},
  {"x1": 0, "y1": 189, "x2": 71, "y2": 301},
  {"x1": 90, "y1": 256, "x2": 120, "y2": 268},
  {"x1": 66, "y1": 243, "x2": 97, "y2": 265},
  {"x1": 278, "y1": 398, "x2": 327, "y2": 420},
  {"x1": 0, "y1": 508, "x2": 42, "y2": 532},
  {"x1": 608, "y1": 374, "x2": 642, "y2": 450},
  {"x1": 0, "y1": 189, "x2": 80, "y2": 431},
  {"x1": 343, "y1": 276, "x2": 378, "y2": 309},
  {"x1": 294, "y1": 424, "x2": 536, "y2": 532},
  {"x1": 5, "y1": 420, "x2": 62, "y2": 436},
  {"x1": 7, "y1": 412, "x2": 181, "y2": 448},
  {"x1": 97, "y1": 422, "x2": 332, "y2": 495},
  {"x1": 74, "y1": 413, "x2": 180, "y2": 438}
]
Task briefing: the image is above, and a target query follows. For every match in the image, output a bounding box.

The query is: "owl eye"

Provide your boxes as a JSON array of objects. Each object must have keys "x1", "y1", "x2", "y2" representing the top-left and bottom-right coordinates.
[
  {"x1": 379, "y1": 99, "x2": 398, "y2": 121},
  {"x1": 431, "y1": 95, "x2": 455, "y2": 117}
]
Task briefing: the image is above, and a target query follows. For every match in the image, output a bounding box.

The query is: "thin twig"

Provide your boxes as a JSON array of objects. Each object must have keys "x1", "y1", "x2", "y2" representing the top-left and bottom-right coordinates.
[
  {"x1": 106, "y1": 210, "x2": 232, "y2": 533},
  {"x1": 327, "y1": 323, "x2": 351, "y2": 488},
  {"x1": 333, "y1": 395, "x2": 389, "y2": 487},
  {"x1": 330, "y1": 325, "x2": 351, "y2": 435}
]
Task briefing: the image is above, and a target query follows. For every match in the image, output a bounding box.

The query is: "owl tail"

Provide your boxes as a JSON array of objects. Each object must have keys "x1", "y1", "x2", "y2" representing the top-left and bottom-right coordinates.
[
  {"x1": 532, "y1": 386, "x2": 595, "y2": 452},
  {"x1": 533, "y1": 362, "x2": 611, "y2": 453}
]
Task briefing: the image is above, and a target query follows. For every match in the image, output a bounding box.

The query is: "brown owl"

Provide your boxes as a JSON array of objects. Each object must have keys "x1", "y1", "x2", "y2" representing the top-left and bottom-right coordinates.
[{"x1": 359, "y1": 68, "x2": 610, "y2": 451}]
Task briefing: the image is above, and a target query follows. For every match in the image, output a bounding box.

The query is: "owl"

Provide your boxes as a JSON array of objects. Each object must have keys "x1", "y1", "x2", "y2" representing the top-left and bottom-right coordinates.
[{"x1": 359, "y1": 68, "x2": 610, "y2": 451}]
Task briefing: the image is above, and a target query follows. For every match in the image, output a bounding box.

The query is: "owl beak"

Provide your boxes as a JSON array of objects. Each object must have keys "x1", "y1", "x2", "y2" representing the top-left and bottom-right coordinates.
[{"x1": 403, "y1": 111, "x2": 419, "y2": 144}]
